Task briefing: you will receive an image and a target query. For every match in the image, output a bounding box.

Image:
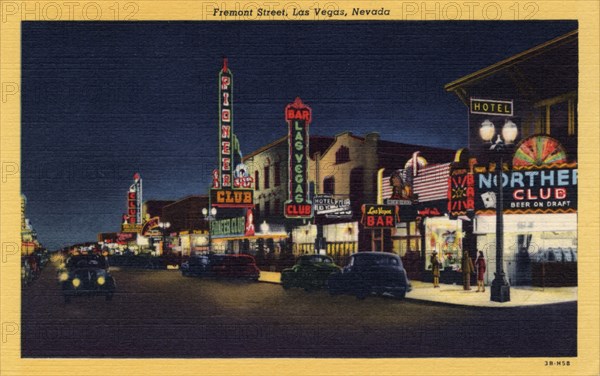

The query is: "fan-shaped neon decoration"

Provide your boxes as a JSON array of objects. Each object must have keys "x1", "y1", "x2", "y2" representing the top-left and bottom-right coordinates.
[{"x1": 512, "y1": 135, "x2": 568, "y2": 167}]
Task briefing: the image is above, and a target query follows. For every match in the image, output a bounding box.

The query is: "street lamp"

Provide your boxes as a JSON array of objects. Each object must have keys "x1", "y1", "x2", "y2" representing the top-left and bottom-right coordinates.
[
  {"x1": 158, "y1": 221, "x2": 171, "y2": 255},
  {"x1": 480, "y1": 118, "x2": 518, "y2": 302},
  {"x1": 202, "y1": 207, "x2": 217, "y2": 253}
]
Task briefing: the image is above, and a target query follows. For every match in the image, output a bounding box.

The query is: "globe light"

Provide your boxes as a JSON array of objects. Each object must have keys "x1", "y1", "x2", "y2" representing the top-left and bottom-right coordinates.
[
  {"x1": 479, "y1": 119, "x2": 495, "y2": 142},
  {"x1": 502, "y1": 119, "x2": 518, "y2": 144},
  {"x1": 202, "y1": 208, "x2": 208, "y2": 216},
  {"x1": 210, "y1": 208, "x2": 217, "y2": 216}
]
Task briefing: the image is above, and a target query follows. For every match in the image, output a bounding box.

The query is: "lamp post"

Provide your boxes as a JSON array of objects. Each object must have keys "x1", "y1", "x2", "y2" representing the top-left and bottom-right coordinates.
[
  {"x1": 158, "y1": 221, "x2": 171, "y2": 255},
  {"x1": 479, "y1": 118, "x2": 518, "y2": 303},
  {"x1": 202, "y1": 207, "x2": 217, "y2": 253}
]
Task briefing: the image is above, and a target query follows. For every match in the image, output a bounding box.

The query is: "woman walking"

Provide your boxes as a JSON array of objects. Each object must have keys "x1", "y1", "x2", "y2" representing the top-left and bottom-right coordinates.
[{"x1": 475, "y1": 251, "x2": 486, "y2": 292}]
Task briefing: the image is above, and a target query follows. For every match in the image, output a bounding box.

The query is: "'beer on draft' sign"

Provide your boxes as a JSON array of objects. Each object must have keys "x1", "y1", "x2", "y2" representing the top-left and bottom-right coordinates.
[{"x1": 284, "y1": 97, "x2": 313, "y2": 219}]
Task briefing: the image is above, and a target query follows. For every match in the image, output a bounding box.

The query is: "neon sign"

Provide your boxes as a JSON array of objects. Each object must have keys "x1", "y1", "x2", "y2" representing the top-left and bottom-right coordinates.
[
  {"x1": 361, "y1": 205, "x2": 399, "y2": 229},
  {"x1": 448, "y1": 168, "x2": 475, "y2": 217},
  {"x1": 126, "y1": 173, "x2": 142, "y2": 224},
  {"x1": 219, "y1": 59, "x2": 233, "y2": 188},
  {"x1": 284, "y1": 97, "x2": 312, "y2": 218}
]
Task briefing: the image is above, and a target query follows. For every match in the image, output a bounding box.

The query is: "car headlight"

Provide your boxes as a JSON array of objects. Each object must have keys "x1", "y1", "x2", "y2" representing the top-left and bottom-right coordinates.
[
  {"x1": 59, "y1": 272, "x2": 69, "y2": 282},
  {"x1": 97, "y1": 276, "x2": 106, "y2": 285},
  {"x1": 59, "y1": 262, "x2": 66, "y2": 269},
  {"x1": 72, "y1": 278, "x2": 81, "y2": 287}
]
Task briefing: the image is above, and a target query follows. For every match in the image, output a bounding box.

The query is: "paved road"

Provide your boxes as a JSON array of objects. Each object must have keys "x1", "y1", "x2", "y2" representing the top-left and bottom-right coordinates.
[{"x1": 22, "y1": 265, "x2": 577, "y2": 358}]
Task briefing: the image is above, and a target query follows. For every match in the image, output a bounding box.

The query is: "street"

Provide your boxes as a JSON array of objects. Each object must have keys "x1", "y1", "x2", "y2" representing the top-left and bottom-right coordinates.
[{"x1": 22, "y1": 265, "x2": 577, "y2": 358}]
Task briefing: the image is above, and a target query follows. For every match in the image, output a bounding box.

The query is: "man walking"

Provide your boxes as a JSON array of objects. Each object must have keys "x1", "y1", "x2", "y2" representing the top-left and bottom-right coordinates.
[{"x1": 462, "y1": 250, "x2": 475, "y2": 290}]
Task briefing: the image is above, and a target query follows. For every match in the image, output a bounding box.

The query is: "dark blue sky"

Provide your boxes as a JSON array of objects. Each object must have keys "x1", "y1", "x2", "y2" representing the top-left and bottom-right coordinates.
[{"x1": 21, "y1": 21, "x2": 577, "y2": 250}]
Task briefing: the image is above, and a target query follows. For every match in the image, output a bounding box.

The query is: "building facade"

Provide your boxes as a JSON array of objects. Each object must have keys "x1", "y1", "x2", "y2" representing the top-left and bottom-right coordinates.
[{"x1": 444, "y1": 30, "x2": 578, "y2": 286}]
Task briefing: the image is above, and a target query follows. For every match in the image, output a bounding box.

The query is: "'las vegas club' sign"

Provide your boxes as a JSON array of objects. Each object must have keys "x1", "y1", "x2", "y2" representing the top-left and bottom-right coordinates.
[{"x1": 284, "y1": 97, "x2": 313, "y2": 218}]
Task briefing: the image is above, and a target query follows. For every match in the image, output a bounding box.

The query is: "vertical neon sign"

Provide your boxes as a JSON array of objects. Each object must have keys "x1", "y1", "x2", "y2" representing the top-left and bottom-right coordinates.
[
  {"x1": 127, "y1": 173, "x2": 142, "y2": 224},
  {"x1": 219, "y1": 58, "x2": 233, "y2": 188},
  {"x1": 284, "y1": 97, "x2": 313, "y2": 218}
]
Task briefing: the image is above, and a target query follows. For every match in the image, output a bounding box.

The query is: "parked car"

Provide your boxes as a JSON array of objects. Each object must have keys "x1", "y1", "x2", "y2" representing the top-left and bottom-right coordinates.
[
  {"x1": 181, "y1": 254, "x2": 211, "y2": 277},
  {"x1": 327, "y1": 252, "x2": 412, "y2": 300},
  {"x1": 182, "y1": 254, "x2": 260, "y2": 281},
  {"x1": 60, "y1": 254, "x2": 116, "y2": 303},
  {"x1": 281, "y1": 254, "x2": 341, "y2": 291}
]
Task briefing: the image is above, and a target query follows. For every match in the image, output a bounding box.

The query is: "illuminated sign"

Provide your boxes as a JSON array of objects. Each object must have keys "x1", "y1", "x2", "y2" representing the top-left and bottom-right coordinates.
[
  {"x1": 470, "y1": 98, "x2": 513, "y2": 116},
  {"x1": 417, "y1": 207, "x2": 442, "y2": 217},
  {"x1": 141, "y1": 216, "x2": 160, "y2": 236},
  {"x1": 211, "y1": 60, "x2": 255, "y2": 208},
  {"x1": 314, "y1": 194, "x2": 352, "y2": 219},
  {"x1": 117, "y1": 232, "x2": 137, "y2": 244},
  {"x1": 219, "y1": 59, "x2": 233, "y2": 188},
  {"x1": 21, "y1": 195, "x2": 26, "y2": 230},
  {"x1": 448, "y1": 168, "x2": 475, "y2": 217},
  {"x1": 211, "y1": 189, "x2": 254, "y2": 208},
  {"x1": 125, "y1": 173, "x2": 143, "y2": 224},
  {"x1": 475, "y1": 165, "x2": 577, "y2": 214},
  {"x1": 361, "y1": 205, "x2": 399, "y2": 229},
  {"x1": 122, "y1": 223, "x2": 143, "y2": 233},
  {"x1": 284, "y1": 97, "x2": 312, "y2": 218},
  {"x1": 233, "y1": 163, "x2": 254, "y2": 189},
  {"x1": 210, "y1": 217, "x2": 245, "y2": 237},
  {"x1": 245, "y1": 208, "x2": 255, "y2": 236}
]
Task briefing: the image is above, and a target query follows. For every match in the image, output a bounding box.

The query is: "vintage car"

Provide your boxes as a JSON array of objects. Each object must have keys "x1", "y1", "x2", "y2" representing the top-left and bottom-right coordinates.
[
  {"x1": 60, "y1": 254, "x2": 116, "y2": 303},
  {"x1": 181, "y1": 254, "x2": 211, "y2": 277},
  {"x1": 182, "y1": 254, "x2": 260, "y2": 281},
  {"x1": 281, "y1": 254, "x2": 341, "y2": 291},
  {"x1": 326, "y1": 252, "x2": 412, "y2": 300}
]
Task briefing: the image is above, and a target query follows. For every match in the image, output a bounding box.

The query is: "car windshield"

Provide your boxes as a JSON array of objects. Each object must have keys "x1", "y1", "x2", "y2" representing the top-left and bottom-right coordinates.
[
  {"x1": 351, "y1": 255, "x2": 397, "y2": 266},
  {"x1": 67, "y1": 256, "x2": 108, "y2": 269}
]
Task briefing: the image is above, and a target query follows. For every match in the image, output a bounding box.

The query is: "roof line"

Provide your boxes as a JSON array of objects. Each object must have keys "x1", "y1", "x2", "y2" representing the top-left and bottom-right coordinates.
[
  {"x1": 242, "y1": 135, "x2": 288, "y2": 161},
  {"x1": 444, "y1": 30, "x2": 578, "y2": 92},
  {"x1": 163, "y1": 194, "x2": 207, "y2": 208}
]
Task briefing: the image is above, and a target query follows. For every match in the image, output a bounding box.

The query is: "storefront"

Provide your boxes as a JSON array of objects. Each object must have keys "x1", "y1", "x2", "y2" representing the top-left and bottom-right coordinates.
[
  {"x1": 469, "y1": 157, "x2": 578, "y2": 286},
  {"x1": 423, "y1": 216, "x2": 464, "y2": 283},
  {"x1": 378, "y1": 158, "x2": 455, "y2": 280},
  {"x1": 474, "y1": 213, "x2": 577, "y2": 286},
  {"x1": 292, "y1": 221, "x2": 359, "y2": 263}
]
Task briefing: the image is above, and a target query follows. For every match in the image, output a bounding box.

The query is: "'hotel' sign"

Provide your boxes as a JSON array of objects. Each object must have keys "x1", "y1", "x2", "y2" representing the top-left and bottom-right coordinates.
[{"x1": 470, "y1": 98, "x2": 513, "y2": 116}]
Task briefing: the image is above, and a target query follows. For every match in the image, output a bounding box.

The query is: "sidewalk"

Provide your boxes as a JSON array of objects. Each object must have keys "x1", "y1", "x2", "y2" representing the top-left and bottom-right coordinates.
[{"x1": 258, "y1": 271, "x2": 577, "y2": 308}]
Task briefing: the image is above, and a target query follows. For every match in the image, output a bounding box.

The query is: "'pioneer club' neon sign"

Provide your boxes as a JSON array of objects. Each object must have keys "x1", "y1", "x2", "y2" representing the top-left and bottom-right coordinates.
[
  {"x1": 219, "y1": 59, "x2": 233, "y2": 188},
  {"x1": 284, "y1": 97, "x2": 313, "y2": 218},
  {"x1": 210, "y1": 59, "x2": 254, "y2": 209}
]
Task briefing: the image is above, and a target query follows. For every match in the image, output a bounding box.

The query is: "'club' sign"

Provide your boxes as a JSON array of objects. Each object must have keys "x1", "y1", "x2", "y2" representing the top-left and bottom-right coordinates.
[{"x1": 284, "y1": 97, "x2": 313, "y2": 218}]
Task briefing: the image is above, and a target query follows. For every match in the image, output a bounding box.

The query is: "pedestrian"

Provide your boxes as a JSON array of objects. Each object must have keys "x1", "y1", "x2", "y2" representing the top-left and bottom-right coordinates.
[
  {"x1": 462, "y1": 250, "x2": 475, "y2": 290},
  {"x1": 475, "y1": 251, "x2": 486, "y2": 292},
  {"x1": 430, "y1": 250, "x2": 440, "y2": 288}
]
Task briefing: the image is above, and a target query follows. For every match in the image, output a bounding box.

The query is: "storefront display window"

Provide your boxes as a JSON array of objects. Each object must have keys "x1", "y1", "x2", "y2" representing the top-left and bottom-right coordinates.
[{"x1": 424, "y1": 217, "x2": 463, "y2": 271}]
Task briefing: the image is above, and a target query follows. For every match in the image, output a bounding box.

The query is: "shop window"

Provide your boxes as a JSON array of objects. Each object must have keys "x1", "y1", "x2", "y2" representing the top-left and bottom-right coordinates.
[
  {"x1": 255, "y1": 170, "x2": 260, "y2": 190},
  {"x1": 335, "y1": 146, "x2": 350, "y2": 164},
  {"x1": 274, "y1": 162, "x2": 281, "y2": 187},
  {"x1": 264, "y1": 166, "x2": 270, "y2": 189},
  {"x1": 323, "y1": 177, "x2": 335, "y2": 195},
  {"x1": 392, "y1": 221, "x2": 421, "y2": 257}
]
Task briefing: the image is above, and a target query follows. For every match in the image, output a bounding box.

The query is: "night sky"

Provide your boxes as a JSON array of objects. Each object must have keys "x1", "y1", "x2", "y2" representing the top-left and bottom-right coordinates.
[{"x1": 21, "y1": 21, "x2": 577, "y2": 250}]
